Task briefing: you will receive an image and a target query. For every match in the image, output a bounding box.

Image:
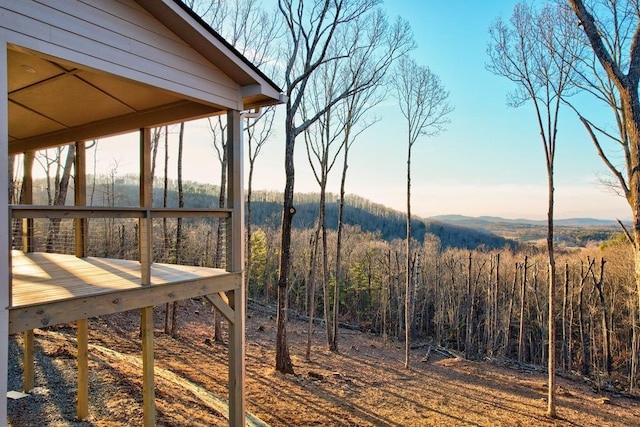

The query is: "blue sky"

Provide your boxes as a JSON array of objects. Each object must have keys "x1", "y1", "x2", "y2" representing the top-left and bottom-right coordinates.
[{"x1": 92, "y1": 0, "x2": 631, "y2": 220}]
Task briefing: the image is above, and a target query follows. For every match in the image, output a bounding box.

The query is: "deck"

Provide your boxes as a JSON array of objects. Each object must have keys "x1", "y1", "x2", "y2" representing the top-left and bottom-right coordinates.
[{"x1": 9, "y1": 250, "x2": 240, "y2": 334}]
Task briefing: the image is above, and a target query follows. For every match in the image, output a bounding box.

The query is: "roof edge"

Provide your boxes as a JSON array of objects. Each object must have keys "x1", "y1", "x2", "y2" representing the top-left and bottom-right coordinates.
[{"x1": 171, "y1": 0, "x2": 283, "y2": 95}]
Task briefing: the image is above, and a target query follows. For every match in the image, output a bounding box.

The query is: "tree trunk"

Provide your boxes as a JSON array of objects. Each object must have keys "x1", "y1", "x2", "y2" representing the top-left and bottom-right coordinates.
[
  {"x1": 631, "y1": 300, "x2": 638, "y2": 392},
  {"x1": 213, "y1": 118, "x2": 228, "y2": 344},
  {"x1": 331, "y1": 143, "x2": 349, "y2": 352},
  {"x1": 562, "y1": 262, "x2": 569, "y2": 371},
  {"x1": 493, "y1": 253, "x2": 500, "y2": 354},
  {"x1": 592, "y1": 258, "x2": 612, "y2": 375},
  {"x1": 519, "y1": 256, "x2": 528, "y2": 363},
  {"x1": 505, "y1": 263, "x2": 519, "y2": 356},
  {"x1": 466, "y1": 252, "x2": 473, "y2": 359},
  {"x1": 46, "y1": 146, "x2": 75, "y2": 253},
  {"x1": 305, "y1": 225, "x2": 320, "y2": 360},
  {"x1": 547, "y1": 156, "x2": 557, "y2": 418},
  {"x1": 320, "y1": 179, "x2": 334, "y2": 350},
  {"x1": 171, "y1": 123, "x2": 185, "y2": 338},
  {"x1": 275, "y1": 111, "x2": 296, "y2": 374},
  {"x1": 245, "y1": 156, "x2": 255, "y2": 296},
  {"x1": 405, "y1": 137, "x2": 412, "y2": 370},
  {"x1": 163, "y1": 127, "x2": 170, "y2": 334}
]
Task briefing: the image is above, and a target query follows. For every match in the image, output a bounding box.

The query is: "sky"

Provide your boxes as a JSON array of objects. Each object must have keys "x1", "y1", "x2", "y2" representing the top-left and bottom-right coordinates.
[{"x1": 88, "y1": 0, "x2": 631, "y2": 221}]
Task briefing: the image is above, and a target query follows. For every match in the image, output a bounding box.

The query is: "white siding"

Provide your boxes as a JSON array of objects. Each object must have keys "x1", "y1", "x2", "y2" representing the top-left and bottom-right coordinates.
[{"x1": 0, "y1": 0, "x2": 243, "y2": 110}]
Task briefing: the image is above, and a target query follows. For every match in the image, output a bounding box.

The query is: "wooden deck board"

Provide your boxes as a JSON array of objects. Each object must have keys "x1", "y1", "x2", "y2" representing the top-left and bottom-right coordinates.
[{"x1": 9, "y1": 251, "x2": 240, "y2": 334}]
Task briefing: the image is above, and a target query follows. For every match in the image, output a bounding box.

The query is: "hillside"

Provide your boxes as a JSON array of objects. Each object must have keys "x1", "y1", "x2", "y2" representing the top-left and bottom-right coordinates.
[
  {"x1": 7, "y1": 301, "x2": 640, "y2": 426},
  {"x1": 73, "y1": 178, "x2": 516, "y2": 251}
]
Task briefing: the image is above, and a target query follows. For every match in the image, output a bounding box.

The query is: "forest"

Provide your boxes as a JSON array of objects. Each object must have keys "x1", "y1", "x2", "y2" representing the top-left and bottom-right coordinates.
[{"x1": 9, "y1": 173, "x2": 639, "y2": 396}]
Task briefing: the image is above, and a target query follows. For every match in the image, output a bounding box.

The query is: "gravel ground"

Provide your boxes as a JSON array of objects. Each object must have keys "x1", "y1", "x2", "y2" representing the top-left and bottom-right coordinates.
[{"x1": 7, "y1": 331, "x2": 97, "y2": 427}]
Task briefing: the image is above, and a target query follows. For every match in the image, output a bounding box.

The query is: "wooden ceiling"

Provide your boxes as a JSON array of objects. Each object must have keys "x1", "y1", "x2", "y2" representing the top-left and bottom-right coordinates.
[{"x1": 7, "y1": 47, "x2": 222, "y2": 154}]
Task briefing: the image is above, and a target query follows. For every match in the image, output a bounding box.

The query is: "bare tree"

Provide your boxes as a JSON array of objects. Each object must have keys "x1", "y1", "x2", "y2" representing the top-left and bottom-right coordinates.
[
  {"x1": 303, "y1": 9, "x2": 414, "y2": 353},
  {"x1": 245, "y1": 108, "x2": 276, "y2": 296},
  {"x1": 487, "y1": 2, "x2": 581, "y2": 416},
  {"x1": 36, "y1": 145, "x2": 75, "y2": 252},
  {"x1": 275, "y1": 0, "x2": 386, "y2": 374},
  {"x1": 392, "y1": 56, "x2": 452, "y2": 369},
  {"x1": 208, "y1": 116, "x2": 227, "y2": 342},
  {"x1": 171, "y1": 122, "x2": 186, "y2": 337},
  {"x1": 565, "y1": 0, "x2": 640, "y2": 365},
  {"x1": 189, "y1": 0, "x2": 282, "y2": 341}
]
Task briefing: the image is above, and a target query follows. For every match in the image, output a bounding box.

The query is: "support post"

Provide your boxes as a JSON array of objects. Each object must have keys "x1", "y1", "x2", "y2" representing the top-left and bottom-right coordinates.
[
  {"x1": 74, "y1": 141, "x2": 87, "y2": 258},
  {"x1": 1, "y1": 42, "x2": 10, "y2": 425},
  {"x1": 21, "y1": 151, "x2": 34, "y2": 252},
  {"x1": 21, "y1": 151, "x2": 35, "y2": 392},
  {"x1": 75, "y1": 141, "x2": 89, "y2": 420},
  {"x1": 139, "y1": 128, "x2": 155, "y2": 426},
  {"x1": 141, "y1": 306, "x2": 155, "y2": 427},
  {"x1": 22, "y1": 331, "x2": 33, "y2": 392},
  {"x1": 77, "y1": 318, "x2": 88, "y2": 421},
  {"x1": 226, "y1": 109, "x2": 245, "y2": 426},
  {"x1": 139, "y1": 128, "x2": 152, "y2": 284}
]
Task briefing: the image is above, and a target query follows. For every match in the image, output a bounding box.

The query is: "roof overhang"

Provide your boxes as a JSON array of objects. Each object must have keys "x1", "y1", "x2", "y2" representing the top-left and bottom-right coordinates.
[{"x1": 6, "y1": 0, "x2": 283, "y2": 155}]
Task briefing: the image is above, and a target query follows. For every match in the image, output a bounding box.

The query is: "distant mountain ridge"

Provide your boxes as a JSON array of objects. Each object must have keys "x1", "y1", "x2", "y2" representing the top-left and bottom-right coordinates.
[
  {"x1": 431, "y1": 214, "x2": 622, "y2": 227},
  {"x1": 430, "y1": 214, "x2": 624, "y2": 246}
]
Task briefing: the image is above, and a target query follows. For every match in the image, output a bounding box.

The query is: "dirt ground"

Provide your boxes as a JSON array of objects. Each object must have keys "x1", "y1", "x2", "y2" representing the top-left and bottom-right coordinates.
[{"x1": 6, "y1": 298, "x2": 640, "y2": 426}]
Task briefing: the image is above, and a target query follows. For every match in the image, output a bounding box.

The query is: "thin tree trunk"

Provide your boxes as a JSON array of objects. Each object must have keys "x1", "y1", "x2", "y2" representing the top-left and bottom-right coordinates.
[
  {"x1": 213, "y1": 118, "x2": 228, "y2": 343},
  {"x1": 578, "y1": 260, "x2": 594, "y2": 376},
  {"x1": 466, "y1": 252, "x2": 473, "y2": 359},
  {"x1": 171, "y1": 123, "x2": 185, "y2": 338},
  {"x1": 163, "y1": 127, "x2": 170, "y2": 334},
  {"x1": 562, "y1": 262, "x2": 569, "y2": 371},
  {"x1": 405, "y1": 138, "x2": 412, "y2": 370},
  {"x1": 505, "y1": 263, "x2": 519, "y2": 356},
  {"x1": 305, "y1": 226, "x2": 320, "y2": 360},
  {"x1": 631, "y1": 300, "x2": 638, "y2": 392},
  {"x1": 547, "y1": 165, "x2": 557, "y2": 417},
  {"x1": 519, "y1": 256, "x2": 528, "y2": 363},
  {"x1": 592, "y1": 258, "x2": 612, "y2": 375},
  {"x1": 275, "y1": 112, "x2": 296, "y2": 374},
  {"x1": 493, "y1": 253, "x2": 500, "y2": 354},
  {"x1": 46, "y1": 146, "x2": 75, "y2": 253}
]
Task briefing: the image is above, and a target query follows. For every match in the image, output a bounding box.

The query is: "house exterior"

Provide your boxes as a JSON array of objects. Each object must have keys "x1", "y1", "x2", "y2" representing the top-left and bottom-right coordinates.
[{"x1": 0, "y1": 0, "x2": 283, "y2": 425}]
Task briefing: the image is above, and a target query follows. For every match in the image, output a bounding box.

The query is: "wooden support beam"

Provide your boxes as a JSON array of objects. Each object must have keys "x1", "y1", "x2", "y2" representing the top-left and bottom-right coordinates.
[
  {"x1": 74, "y1": 141, "x2": 87, "y2": 258},
  {"x1": 226, "y1": 109, "x2": 245, "y2": 426},
  {"x1": 75, "y1": 143, "x2": 89, "y2": 420},
  {"x1": 141, "y1": 306, "x2": 155, "y2": 427},
  {"x1": 8, "y1": 101, "x2": 222, "y2": 155},
  {"x1": 139, "y1": 128, "x2": 155, "y2": 426},
  {"x1": 21, "y1": 151, "x2": 34, "y2": 252},
  {"x1": 139, "y1": 128, "x2": 152, "y2": 285},
  {"x1": 21, "y1": 152, "x2": 35, "y2": 394},
  {"x1": 204, "y1": 293, "x2": 235, "y2": 323},
  {"x1": 22, "y1": 330, "x2": 34, "y2": 392},
  {"x1": 77, "y1": 318, "x2": 88, "y2": 421}
]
